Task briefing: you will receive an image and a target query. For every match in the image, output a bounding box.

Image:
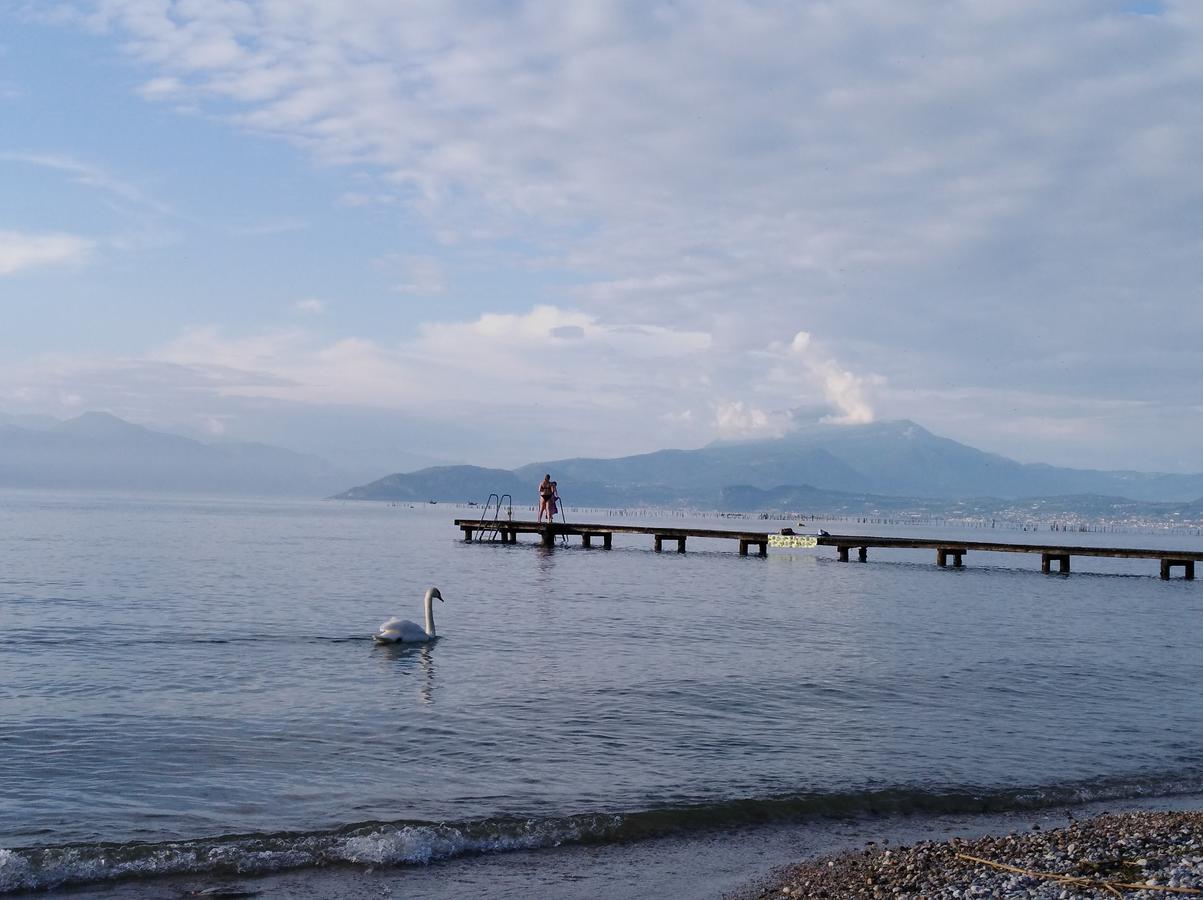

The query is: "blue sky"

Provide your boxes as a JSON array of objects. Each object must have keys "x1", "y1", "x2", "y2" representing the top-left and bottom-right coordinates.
[{"x1": 2, "y1": 1, "x2": 1202, "y2": 476}]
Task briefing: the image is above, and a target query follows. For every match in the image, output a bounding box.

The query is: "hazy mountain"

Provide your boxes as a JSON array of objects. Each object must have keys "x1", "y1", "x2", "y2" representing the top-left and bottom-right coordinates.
[
  {"x1": 333, "y1": 466, "x2": 528, "y2": 502},
  {"x1": 337, "y1": 419, "x2": 1203, "y2": 508},
  {"x1": 0, "y1": 412, "x2": 351, "y2": 496},
  {"x1": 518, "y1": 419, "x2": 1203, "y2": 503},
  {"x1": 512, "y1": 444, "x2": 864, "y2": 500}
]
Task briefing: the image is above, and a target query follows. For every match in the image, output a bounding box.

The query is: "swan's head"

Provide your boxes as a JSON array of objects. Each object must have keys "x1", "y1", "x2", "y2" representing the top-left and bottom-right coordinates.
[{"x1": 427, "y1": 586, "x2": 444, "y2": 603}]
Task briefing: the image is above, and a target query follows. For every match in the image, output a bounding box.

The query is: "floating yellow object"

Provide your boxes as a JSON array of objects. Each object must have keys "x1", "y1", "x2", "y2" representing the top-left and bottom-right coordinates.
[{"x1": 768, "y1": 534, "x2": 818, "y2": 548}]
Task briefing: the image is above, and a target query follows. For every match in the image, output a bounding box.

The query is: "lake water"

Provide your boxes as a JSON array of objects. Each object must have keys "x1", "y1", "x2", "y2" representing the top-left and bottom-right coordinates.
[{"x1": 3, "y1": 492, "x2": 1203, "y2": 896}]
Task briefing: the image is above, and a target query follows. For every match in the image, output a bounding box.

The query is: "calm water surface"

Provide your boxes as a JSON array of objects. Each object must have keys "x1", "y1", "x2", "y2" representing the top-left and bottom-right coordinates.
[{"x1": 2, "y1": 492, "x2": 1202, "y2": 893}]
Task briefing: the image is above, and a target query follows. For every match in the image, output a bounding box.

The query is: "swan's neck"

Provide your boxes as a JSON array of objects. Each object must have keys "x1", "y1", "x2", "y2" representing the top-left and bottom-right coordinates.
[{"x1": 424, "y1": 589, "x2": 436, "y2": 637}]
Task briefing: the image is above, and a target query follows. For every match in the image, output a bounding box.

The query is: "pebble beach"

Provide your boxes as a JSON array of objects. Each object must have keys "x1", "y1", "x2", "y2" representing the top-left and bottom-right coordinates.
[{"x1": 743, "y1": 811, "x2": 1203, "y2": 899}]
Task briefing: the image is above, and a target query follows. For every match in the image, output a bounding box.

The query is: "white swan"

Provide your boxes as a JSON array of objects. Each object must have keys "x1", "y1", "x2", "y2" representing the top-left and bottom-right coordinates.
[{"x1": 373, "y1": 587, "x2": 443, "y2": 643}]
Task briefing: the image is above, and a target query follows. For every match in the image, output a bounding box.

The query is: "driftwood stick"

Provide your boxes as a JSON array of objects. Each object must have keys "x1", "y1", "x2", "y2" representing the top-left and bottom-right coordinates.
[{"x1": 955, "y1": 853, "x2": 1202, "y2": 895}]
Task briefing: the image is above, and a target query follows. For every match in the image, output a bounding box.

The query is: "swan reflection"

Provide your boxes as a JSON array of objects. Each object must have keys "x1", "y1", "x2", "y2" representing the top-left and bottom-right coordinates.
[{"x1": 374, "y1": 641, "x2": 437, "y2": 705}]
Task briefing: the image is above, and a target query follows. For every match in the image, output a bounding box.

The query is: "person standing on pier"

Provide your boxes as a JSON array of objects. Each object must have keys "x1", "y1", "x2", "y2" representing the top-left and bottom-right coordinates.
[{"x1": 537, "y1": 474, "x2": 555, "y2": 522}]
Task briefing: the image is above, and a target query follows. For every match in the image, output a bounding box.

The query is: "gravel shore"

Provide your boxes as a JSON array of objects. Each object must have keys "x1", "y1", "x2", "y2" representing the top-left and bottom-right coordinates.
[{"x1": 745, "y1": 811, "x2": 1203, "y2": 899}]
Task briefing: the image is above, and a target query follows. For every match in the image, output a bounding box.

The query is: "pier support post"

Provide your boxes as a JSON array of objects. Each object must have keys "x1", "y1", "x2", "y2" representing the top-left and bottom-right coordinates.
[
  {"x1": 542, "y1": 528, "x2": 555, "y2": 548},
  {"x1": 857, "y1": 547, "x2": 867, "y2": 562},
  {"x1": 739, "y1": 539, "x2": 749, "y2": 556},
  {"x1": 1161, "y1": 559, "x2": 1195, "y2": 580},
  {"x1": 838, "y1": 546, "x2": 850, "y2": 562},
  {"x1": 1042, "y1": 553, "x2": 1070, "y2": 574},
  {"x1": 603, "y1": 533, "x2": 612, "y2": 549},
  {"x1": 757, "y1": 541, "x2": 767, "y2": 558},
  {"x1": 462, "y1": 526, "x2": 474, "y2": 542},
  {"x1": 582, "y1": 534, "x2": 592, "y2": 548},
  {"x1": 676, "y1": 537, "x2": 686, "y2": 553},
  {"x1": 938, "y1": 548, "x2": 966, "y2": 567},
  {"x1": 654, "y1": 535, "x2": 663, "y2": 553}
]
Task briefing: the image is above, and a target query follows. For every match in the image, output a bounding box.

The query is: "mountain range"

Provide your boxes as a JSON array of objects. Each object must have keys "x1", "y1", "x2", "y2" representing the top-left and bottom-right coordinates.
[
  {"x1": 0, "y1": 412, "x2": 350, "y2": 496},
  {"x1": 335, "y1": 419, "x2": 1203, "y2": 512},
  {"x1": 4, "y1": 412, "x2": 1202, "y2": 515}
]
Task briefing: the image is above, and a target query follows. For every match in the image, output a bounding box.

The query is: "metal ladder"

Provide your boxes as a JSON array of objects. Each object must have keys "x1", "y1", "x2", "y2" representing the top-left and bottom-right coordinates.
[
  {"x1": 554, "y1": 490, "x2": 570, "y2": 545},
  {"x1": 476, "y1": 493, "x2": 513, "y2": 541}
]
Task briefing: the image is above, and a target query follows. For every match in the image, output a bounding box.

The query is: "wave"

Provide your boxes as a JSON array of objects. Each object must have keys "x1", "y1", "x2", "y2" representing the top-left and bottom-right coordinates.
[{"x1": 4, "y1": 772, "x2": 1202, "y2": 894}]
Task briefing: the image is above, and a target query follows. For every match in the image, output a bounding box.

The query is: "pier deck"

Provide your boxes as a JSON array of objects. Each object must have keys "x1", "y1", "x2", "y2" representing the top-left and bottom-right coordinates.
[
  {"x1": 816, "y1": 533, "x2": 1203, "y2": 579},
  {"x1": 453, "y1": 518, "x2": 771, "y2": 555},
  {"x1": 455, "y1": 518, "x2": 1202, "y2": 578}
]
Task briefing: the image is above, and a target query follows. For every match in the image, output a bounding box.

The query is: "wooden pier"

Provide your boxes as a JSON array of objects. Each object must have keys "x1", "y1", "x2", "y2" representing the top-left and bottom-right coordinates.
[
  {"x1": 454, "y1": 519, "x2": 1202, "y2": 579},
  {"x1": 454, "y1": 518, "x2": 771, "y2": 555},
  {"x1": 815, "y1": 534, "x2": 1202, "y2": 580}
]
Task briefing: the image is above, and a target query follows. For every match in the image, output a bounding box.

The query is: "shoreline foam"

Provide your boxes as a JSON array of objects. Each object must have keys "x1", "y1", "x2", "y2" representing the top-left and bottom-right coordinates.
[
  {"x1": 11, "y1": 796, "x2": 1203, "y2": 899},
  {"x1": 8, "y1": 778, "x2": 1203, "y2": 895}
]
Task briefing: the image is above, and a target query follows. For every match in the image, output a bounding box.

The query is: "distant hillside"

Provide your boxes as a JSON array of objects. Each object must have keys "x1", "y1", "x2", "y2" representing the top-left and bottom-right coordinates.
[
  {"x1": 0, "y1": 412, "x2": 350, "y2": 496},
  {"x1": 334, "y1": 464, "x2": 1203, "y2": 522},
  {"x1": 516, "y1": 420, "x2": 1203, "y2": 503},
  {"x1": 335, "y1": 419, "x2": 1203, "y2": 510},
  {"x1": 333, "y1": 466, "x2": 528, "y2": 502}
]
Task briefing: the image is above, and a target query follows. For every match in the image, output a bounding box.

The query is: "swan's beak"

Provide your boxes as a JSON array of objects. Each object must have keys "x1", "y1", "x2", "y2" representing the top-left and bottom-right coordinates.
[{"x1": 432, "y1": 588, "x2": 444, "y2": 602}]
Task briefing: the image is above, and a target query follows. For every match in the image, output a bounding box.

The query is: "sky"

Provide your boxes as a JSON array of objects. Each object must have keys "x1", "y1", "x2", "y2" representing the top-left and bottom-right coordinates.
[{"x1": 2, "y1": 0, "x2": 1202, "y2": 475}]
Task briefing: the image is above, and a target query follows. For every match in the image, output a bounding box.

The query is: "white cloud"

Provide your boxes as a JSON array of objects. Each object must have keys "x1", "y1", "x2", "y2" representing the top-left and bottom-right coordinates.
[
  {"x1": 68, "y1": 3, "x2": 1203, "y2": 327},
  {"x1": 785, "y1": 331, "x2": 878, "y2": 425},
  {"x1": 152, "y1": 306, "x2": 716, "y2": 418},
  {"x1": 27, "y1": 1, "x2": 1203, "y2": 466},
  {"x1": 388, "y1": 255, "x2": 447, "y2": 296},
  {"x1": 0, "y1": 306, "x2": 865, "y2": 461},
  {"x1": 713, "y1": 401, "x2": 792, "y2": 441},
  {"x1": 749, "y1": 330, "x2": 880, "y2": 427},
  {"x1": 294, "y1": 298, "x2": 325, "y2": 315},
  {"x1": 4, "y1": 302, "x2": 1198, "y2": 470},
  {"x1": 0, "y1": 231, "x2": 94, "y2": 275},
  {"x1": 136, "y1": 75, "x2": 183, "y2": 99},
  {"x1": 0, "y1": 152, "x2": 173, "y2": 216},
  {"x1": 0, "y1": 152, "x2": 179, "y2": 261}
]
